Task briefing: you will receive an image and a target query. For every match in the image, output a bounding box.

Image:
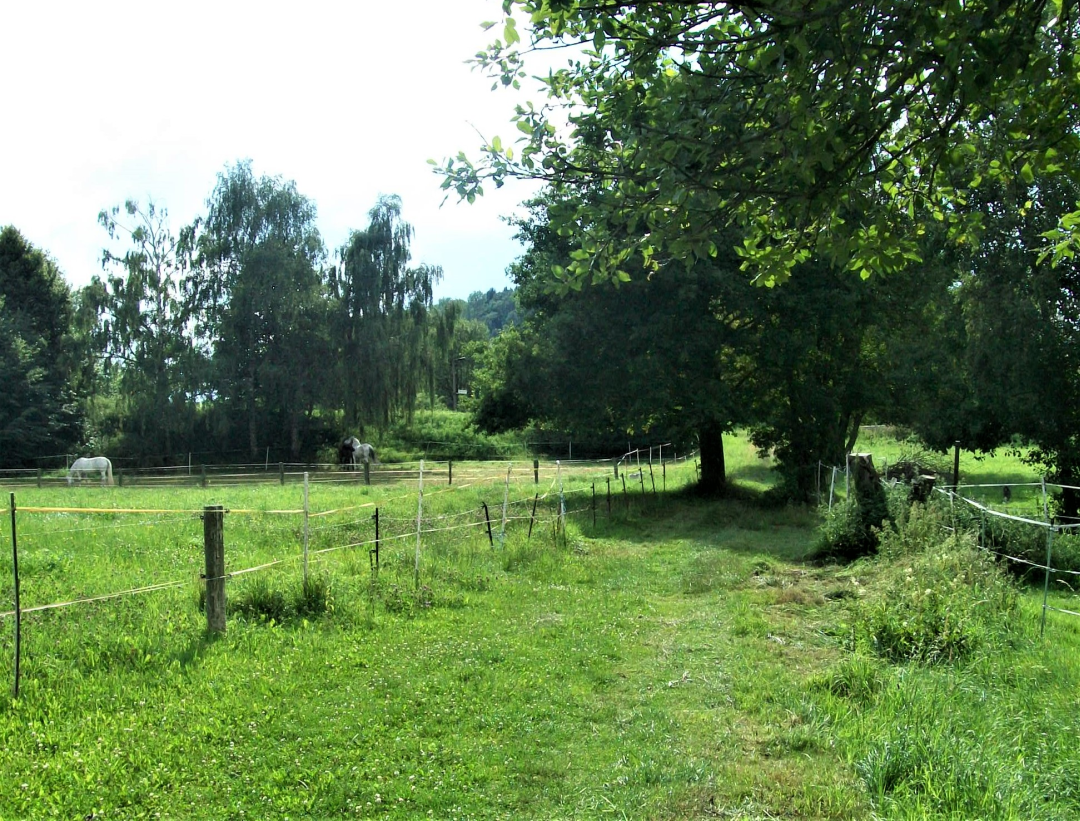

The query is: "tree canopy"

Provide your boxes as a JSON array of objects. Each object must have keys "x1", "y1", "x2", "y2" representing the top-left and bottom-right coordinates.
[
  {"x1": 439, "y1": 0, "x2": 1080, "y2": 287},
  {"x1": 0, "y1": 226, "x2": 83, "y2": 464}
]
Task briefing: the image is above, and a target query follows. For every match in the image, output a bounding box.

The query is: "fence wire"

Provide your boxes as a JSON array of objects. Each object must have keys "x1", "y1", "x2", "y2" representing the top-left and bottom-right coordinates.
[{"x1": 1, "y1": 458, "x2": 684, "y2": 626}]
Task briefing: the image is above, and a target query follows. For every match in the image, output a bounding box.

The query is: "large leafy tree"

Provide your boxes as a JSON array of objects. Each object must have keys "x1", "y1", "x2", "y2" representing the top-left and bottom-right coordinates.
[
  {"x1": 0, "y1": 227, "x2": 83, "y2": 465},
  {"x1": 328, "y1": 196, "x2": 441, "y2": 430},
  {"x1": 440, "y1": 1, "x2": 1080, "y2": 287},
  {"x1": 479, "y1": 196, "x2": 960, "y2": 496},
  {"x1": 184, "y1": 161, "x2": 328, "y2": 459},
  {"x1": 939, "y1": 175, "x2": 1080, "y2": 516},
  {"x1": 478, "y1": 197, "x2": 758, "y2": 491},
  {"x1": 88, "y1": 200, "x2": 204, "y2": 461}
]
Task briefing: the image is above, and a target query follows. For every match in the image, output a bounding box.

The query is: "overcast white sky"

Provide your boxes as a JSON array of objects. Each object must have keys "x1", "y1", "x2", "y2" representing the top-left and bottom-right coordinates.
[{"x1": 0, "y1": 0, "x2": 542, "y2": 300}]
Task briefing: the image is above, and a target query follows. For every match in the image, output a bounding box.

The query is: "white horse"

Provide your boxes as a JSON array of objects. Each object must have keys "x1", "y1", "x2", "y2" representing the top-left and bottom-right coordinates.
[
  {"x1": 68, "y1": 456, "x2": 114, "y2": 486},
  {"x1": 338, "y1": 437, "x2": 377, "y2": 471}
]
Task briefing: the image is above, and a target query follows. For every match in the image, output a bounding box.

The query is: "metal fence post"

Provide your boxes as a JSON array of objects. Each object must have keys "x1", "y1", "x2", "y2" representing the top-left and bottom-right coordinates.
[{"x1": 10, "y1": 493, "x2": 21, "y2": 698}]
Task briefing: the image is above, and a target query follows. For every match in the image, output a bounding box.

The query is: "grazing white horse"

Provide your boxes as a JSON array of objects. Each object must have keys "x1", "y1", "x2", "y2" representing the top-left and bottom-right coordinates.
[
  {"x1": 68, "y1": 456, "x2": 114, "y2": 486},
  {"x1": 338, "y1": 437, "x2": 377, "y2": 471}
]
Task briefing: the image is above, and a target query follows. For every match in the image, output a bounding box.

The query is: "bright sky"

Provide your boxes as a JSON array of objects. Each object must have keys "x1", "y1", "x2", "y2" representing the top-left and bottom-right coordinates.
[{"x1": 0, "y1": 0, "x2": 540, "y2": 301}]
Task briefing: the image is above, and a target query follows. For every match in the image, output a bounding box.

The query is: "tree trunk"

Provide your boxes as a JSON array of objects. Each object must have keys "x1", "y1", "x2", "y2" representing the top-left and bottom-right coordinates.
[
  {"x1": 289, "y1": 412, "x2": 301, "y2": 461},
  {"x1": 698, "y1": 421, "x2": 727, "y2": 496}
]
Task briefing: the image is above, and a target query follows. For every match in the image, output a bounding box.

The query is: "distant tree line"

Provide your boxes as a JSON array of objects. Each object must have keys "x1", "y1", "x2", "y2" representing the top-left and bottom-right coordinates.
[
  {"x1": 3, "y1": 155, "x2": 1079, "y2": 519},
  {"x1": 0, "y1": 161, "x2": 492, "y2": 468}
]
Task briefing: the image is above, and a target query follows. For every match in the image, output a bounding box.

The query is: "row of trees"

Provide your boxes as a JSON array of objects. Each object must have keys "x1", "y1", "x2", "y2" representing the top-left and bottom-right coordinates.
[{"x1": 0, "y1": 161, "x2": 496, "y2": 467}]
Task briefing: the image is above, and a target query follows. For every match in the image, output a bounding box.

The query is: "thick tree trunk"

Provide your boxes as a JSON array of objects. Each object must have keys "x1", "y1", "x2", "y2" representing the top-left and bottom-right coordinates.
[{"x1": 698, "y1": 421, "x2": 727, "y2": 496}]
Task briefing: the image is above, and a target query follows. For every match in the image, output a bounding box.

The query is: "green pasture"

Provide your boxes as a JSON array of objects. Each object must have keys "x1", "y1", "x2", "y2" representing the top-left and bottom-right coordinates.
[{"x1": 2, "y1": 436, "x2": 1080, "y2": 819}]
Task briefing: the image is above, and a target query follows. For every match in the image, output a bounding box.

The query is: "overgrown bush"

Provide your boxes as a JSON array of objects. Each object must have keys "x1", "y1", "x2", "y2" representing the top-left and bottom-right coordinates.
[
  {"x1": 852, "y1": 503, "x2": 1021, "y2": 664},
  {"x1": 813, "y1": 483, "x2": 907, "y2": 561}
]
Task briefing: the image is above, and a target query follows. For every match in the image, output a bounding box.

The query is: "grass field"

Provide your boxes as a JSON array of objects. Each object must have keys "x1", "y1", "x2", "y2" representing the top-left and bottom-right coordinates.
[{"x1": 1, "y1": 436, "x2": 1079, "y2": 819}]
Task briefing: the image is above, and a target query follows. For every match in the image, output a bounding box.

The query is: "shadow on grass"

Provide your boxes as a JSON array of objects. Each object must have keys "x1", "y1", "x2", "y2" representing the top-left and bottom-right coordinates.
[
  {"x1": 584, "y1": 479, "x2": 821, "y2": 564},
  {"x1": 173, "y1": 629, "x2": 223, "y2": 671},
  {"x1": 727, "y1": 462, "x2": 778, "y2": 488}
]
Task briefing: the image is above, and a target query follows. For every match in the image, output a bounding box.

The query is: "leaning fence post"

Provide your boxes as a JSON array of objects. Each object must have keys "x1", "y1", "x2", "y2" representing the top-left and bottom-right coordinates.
[
  {"x1": 10, "y1": 493, "x2": 21, "y2": 698},
  {"x1": 203, "y1": 505, "x2": 226, "y2": 635},
  {"x1": 482, "y1": 502, "x2": 494, "y2": 546},
  {"x1": 527, "y1": 494, "x2": 539, "y2": 540}
]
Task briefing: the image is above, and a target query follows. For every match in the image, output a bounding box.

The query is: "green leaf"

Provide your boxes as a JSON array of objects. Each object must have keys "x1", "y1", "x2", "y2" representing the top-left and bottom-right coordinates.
[{"x1": 503, "y1": 17, "x2": 520, "y2": 46}]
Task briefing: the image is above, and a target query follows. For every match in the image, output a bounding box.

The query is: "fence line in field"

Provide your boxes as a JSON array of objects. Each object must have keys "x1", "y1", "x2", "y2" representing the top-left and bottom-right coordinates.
[{"x1": 1, "y1": 457, "x2": 684, "y2": 629}]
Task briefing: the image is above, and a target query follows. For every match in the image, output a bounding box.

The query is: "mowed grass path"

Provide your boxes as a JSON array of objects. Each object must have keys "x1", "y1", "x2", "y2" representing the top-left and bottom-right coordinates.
[{"x1": 0, "y1": 443, "x2": 1078, "y2": 818}]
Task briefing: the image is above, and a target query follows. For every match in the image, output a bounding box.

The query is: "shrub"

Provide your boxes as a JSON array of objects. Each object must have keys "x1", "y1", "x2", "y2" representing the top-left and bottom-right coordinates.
[
  {"x1": 853, "y1": 504, "x2": 1021, "y2": 664},
  {"x1": 813, "y1": 483, "x2": 906, "y2": 561}
]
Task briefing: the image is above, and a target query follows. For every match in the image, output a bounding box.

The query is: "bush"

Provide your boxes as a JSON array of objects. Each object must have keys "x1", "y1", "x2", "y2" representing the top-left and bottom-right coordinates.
[
  {"x1": 853, "y1": 504, "x2": 1021, "y2": 664},
  {"x1": 813, "y1": 483, "x2": 906, "y2": 561}
]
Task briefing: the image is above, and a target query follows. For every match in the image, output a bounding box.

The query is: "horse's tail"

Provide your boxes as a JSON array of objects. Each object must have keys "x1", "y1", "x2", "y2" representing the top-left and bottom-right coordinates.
[{"x1": 106, "y1": 459, "x2": 114, "y2": 486}]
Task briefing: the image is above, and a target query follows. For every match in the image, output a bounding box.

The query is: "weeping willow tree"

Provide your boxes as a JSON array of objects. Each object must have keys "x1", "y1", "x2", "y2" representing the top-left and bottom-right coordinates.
[{"x1": 329, "y1": 195, "x2": 441, "y2": 431}]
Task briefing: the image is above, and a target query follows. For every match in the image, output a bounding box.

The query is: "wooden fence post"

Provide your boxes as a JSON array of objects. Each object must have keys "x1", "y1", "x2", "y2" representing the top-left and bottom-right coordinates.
[
  {"x1": 534, "y1": 459, "x2": 539, "y2": 484},
  {"x1": 203, "y1": 505, "x2": 226, "y2": 634},
  {"x1": 201, "y1": 464, "x2": 207, "y2": 488},
  {"x1": 448, "y1": 460, "x2": 453, "y2": 485},
  {"x1": 279, "y1": 462, "x2": 285, "y2": 486},
  {"x1": 36, "y1": 469, "x2": 41, "y2": 489},
  {"x1": 364, "y1": 461, "x2": 370, "y2": 486}
]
